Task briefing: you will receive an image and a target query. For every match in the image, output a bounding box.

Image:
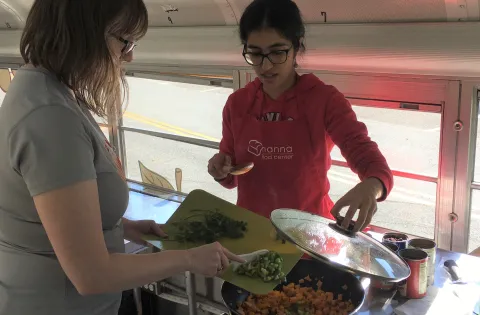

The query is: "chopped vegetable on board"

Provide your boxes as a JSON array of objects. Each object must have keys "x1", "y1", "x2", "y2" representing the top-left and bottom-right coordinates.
[
  {"x1": 171, "y1": 209, "x2": 248, "y2": 243},
  {"x1": 234, "y1": 251, "x2": 286, "y2": 282}
]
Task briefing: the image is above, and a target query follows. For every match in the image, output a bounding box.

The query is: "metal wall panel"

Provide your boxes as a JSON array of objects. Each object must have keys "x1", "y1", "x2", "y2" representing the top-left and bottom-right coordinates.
[
  {"x1": 0, "y1": 0, "x2": 468, "y2": 29},
  {"x1": 3, "y1": 22, "x2": 480, "y2": 78},
  {"x1": 452, "y1": 81, "x2": 480, "y2": 252},
  {"x1": 236, "y1": 0, "x2": 448, "y2": 23}
]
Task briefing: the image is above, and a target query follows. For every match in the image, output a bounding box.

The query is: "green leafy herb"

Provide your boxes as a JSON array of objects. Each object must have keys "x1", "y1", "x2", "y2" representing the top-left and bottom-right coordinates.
[
  {"x1": 170, "y1": 209, "x2": 248, "y2": 243},
  {"x1": 235, "y1": 251, "x2": 286, "y2": 282}
]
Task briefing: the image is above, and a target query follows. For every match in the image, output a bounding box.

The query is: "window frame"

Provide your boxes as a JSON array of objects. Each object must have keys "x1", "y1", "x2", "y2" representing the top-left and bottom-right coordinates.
[{"x1": 461, "y1": 84, "x2": 480, "y2": 253}]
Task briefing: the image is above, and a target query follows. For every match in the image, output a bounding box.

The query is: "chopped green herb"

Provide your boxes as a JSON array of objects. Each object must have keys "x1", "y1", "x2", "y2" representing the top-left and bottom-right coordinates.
[
  {"x1": 234, "y1": 251, "x2": 286, "y2": 282},
  {"x1": 170, "y1": 209, "x2": 248, "y2": 243}
]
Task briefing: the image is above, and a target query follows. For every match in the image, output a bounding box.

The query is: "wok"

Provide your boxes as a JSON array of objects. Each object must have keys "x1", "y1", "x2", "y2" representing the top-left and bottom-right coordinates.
[{"x1": 221, "y1": 258, "x2": 366, "y2": 315}]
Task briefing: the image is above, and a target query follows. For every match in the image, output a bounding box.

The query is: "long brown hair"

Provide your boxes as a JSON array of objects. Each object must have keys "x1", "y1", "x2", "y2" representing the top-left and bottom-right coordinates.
[{"x1": 20, "y1": 0, "x2": 148, "y2": 118}]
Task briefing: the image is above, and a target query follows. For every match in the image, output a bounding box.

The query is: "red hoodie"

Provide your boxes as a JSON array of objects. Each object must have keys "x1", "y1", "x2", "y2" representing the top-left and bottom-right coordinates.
[{"x1": 218, "y1": 73, "x2": 393, "y2": 219}]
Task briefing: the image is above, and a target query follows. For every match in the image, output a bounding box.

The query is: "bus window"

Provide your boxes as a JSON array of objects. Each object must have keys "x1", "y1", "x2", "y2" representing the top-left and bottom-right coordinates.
[
  {"x1": 331, "y1": 106, "x2": 441, "y2": 177},
  {"x1": 120, "y1": 74, "x2": 236, "y2": 201},
  {"x1": 123, "y1": 75, "x2": 231, "y2": 141},
  {"x1": 123, "y1": 131, "x2": 236, "y2": 202},
  {"x1": 0, "y1": 68, "x2": 14, "y2": 106},
  {"x1": 92, "y1": 113, "x2": 108, "y2": 125},
  {"x1": 329, "y1": 102, "x2": 441, "y2": 239},
  {"x1": 90, "y1": 111, "x2": 111, "y2": 141},
  {"x1": 99, "y1": 125, "x2": 110, "y2": 142},
  {"x1": 329, "y1": 165, "x2": 436, "y2": 239}
]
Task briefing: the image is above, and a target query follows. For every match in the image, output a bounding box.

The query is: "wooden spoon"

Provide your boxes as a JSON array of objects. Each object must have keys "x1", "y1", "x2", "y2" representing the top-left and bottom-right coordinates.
[{"x1": 229, "y1": 162, "x2": 254, "y2": 176}]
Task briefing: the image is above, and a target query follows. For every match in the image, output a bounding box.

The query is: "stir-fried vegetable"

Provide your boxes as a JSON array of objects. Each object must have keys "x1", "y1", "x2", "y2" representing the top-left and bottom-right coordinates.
[
  {"x1": 171, "y1": 209, "x2": 248, "y2": 243},
  {"x1": 235, "y1": 251, "x2": 286, "y2": 282},
  {"x1": 238, "y1": 277, "x2": 355, "y2": 315}
]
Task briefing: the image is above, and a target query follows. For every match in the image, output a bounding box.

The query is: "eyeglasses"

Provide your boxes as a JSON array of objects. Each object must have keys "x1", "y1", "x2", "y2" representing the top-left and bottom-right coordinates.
[
  {"x1": 242, "y1": 46, "x2": 292, "y2": 66},
  {"x1": 116, "y1": 36, "x2": 137, "y2": 54}
]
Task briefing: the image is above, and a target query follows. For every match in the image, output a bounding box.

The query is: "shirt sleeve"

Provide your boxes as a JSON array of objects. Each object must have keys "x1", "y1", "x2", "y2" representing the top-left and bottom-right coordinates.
[
  {"x1": 8, "y1": 105, "x2": 97, "y2": 197},
  {"x1": 218, "y1": 95, "x2": 238, "y2": 189},
  {"x1": 325, "y1": 88, "x2": 393, "y2": 201}
]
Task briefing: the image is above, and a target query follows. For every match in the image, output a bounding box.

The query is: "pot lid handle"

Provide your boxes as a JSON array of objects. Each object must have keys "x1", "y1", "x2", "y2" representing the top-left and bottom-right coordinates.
[{"x1": 329, "y1": 215, "x2": 357, "y2": 237}]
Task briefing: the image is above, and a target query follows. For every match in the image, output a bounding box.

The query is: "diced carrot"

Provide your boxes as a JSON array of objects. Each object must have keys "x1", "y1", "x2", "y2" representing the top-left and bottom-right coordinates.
[{"x1": 238, "y1": 280, "x2": 355, "y2": 314}]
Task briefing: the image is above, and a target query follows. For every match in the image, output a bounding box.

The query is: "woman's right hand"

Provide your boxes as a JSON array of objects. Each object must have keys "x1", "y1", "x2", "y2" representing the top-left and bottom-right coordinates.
[
  {"x1": 186, "y1": 242, "x2": 245, "y2": 277},
  {"x1": 208, "y1": 152, "x2": 232, "y2": 180}
]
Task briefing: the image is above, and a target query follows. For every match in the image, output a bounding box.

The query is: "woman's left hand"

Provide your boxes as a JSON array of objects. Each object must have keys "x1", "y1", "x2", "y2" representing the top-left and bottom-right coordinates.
[
  {"x1": 122, "y1": 218, "x2": 168, "y2": 246},
  {"x1": 330, "y1": 177, "x2": 384, "y2": 232}
]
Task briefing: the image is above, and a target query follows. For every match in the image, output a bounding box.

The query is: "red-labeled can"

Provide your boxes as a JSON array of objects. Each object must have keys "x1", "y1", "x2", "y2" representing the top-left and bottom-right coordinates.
[{"x1": 398, "y1": 248, "x2": 428, "y2": 299}]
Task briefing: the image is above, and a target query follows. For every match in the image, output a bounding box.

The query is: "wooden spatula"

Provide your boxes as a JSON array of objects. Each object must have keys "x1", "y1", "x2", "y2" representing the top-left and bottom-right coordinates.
[{"x1": 229, "y1": 162, "x2": 254, "y2": 176}]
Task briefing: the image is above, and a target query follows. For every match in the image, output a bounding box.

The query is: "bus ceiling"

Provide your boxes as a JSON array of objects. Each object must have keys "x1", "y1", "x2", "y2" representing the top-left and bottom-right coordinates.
[
  {"x1": 0, "y1": 0, "x2": 478, "y2": 27},
  {"x1": 0, "y1": 0, "x2": 480, "y2": 76}
]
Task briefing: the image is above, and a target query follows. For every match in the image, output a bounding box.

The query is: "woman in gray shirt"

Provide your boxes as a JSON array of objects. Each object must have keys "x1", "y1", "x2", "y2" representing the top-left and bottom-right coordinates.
[{"x1": 0, "y1": 1, "x2": 243, "y2": 314}]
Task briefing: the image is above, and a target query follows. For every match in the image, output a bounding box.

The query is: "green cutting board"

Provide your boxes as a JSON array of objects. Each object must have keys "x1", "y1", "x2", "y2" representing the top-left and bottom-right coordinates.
[{"x1": 143, "y1": 189, "x2": 303, "y2": 295}]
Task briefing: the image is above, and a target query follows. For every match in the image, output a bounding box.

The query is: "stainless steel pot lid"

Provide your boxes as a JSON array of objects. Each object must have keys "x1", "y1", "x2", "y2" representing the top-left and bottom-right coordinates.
[{"x1": 270, "y1": 209, "x2": 411, "y2": 282}]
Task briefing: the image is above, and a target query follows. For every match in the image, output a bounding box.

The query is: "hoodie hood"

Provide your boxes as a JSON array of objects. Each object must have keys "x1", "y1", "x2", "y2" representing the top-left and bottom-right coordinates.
[
  {"x1": 247, "y1": 73, "x2": 323, "y2": 102},
  {"x1": 240, "y1": 73, "x2": 325, "y2": 119}
]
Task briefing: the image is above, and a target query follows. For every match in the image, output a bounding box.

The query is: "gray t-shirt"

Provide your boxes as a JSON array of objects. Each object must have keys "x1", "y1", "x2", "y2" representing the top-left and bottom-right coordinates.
[{"x1": 0, "y1": 66, "x2": 129, "y2": 315}]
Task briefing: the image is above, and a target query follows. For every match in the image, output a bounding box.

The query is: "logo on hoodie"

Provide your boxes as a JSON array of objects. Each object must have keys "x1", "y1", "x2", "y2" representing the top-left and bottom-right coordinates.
[
  {"x1": 260, "y1": 112, "x2": 294, "y2": 122},
  {"x1": 248, "y1": 140, "x2": 293, "y2": 160}
]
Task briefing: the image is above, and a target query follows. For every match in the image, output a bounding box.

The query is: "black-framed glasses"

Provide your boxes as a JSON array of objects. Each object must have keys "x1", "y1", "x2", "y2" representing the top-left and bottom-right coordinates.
[
  {"x1": 242, "y1": 46, "x2": 292, "y2": 66},
  {"x1": 116, "y1": 36, "x2": 137, "y2": 54}
]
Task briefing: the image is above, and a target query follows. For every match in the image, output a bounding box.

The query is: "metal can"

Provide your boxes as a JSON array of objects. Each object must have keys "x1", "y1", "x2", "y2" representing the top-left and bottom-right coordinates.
[
  {"x1": 382, "y1": 242, "x2": 399, "y2": 254},
  {"x1": 408, "y1": 238, "x2": 436, "y2": 286},
  {"x1": 398, "y1": 248, "x2": 428, "y2": 299},
  {"x1": 382, "y1": 232, "x2": 408, "y2": 250}
]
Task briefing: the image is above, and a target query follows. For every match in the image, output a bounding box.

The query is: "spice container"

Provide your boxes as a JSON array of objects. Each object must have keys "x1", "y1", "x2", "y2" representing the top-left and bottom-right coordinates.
[
  {"x1": 408, "y1": 238, "x2": 436, "y2": 286},
  {"x1": 383, "y1": 232, "x2": 408, "y2": 250},
  {"x1": 398, "y1": 248, "x2": 428, "y2": 299},
  {"x1": 382, "y1": 242, "x2": 399, "y2": 254}
]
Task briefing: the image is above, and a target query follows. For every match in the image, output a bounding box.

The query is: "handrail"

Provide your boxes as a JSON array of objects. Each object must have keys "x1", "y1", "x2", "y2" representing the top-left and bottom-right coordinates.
[{"x1": 331, "y1": 160, "x2": 437, "y2": 183}]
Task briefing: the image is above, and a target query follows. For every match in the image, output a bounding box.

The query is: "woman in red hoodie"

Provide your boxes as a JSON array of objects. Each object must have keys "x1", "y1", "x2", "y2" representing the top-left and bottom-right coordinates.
[{"x1": 208, "y1": 0, "x2": 393, "y2": 232}]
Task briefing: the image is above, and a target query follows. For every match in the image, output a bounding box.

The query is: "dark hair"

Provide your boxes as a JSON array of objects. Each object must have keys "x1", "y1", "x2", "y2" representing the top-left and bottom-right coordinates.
[
  {"x1": 239, "y1": 0, "x2": 306, "y2": 52},
  {"x1": 20, "y1": 0, "x2": 149, "y2": 118}
]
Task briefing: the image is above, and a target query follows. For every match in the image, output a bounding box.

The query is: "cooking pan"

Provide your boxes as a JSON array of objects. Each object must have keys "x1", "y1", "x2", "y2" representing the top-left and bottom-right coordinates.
[{"x1": 221, "y1": 258, "x2": 366, "y2": 315}]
